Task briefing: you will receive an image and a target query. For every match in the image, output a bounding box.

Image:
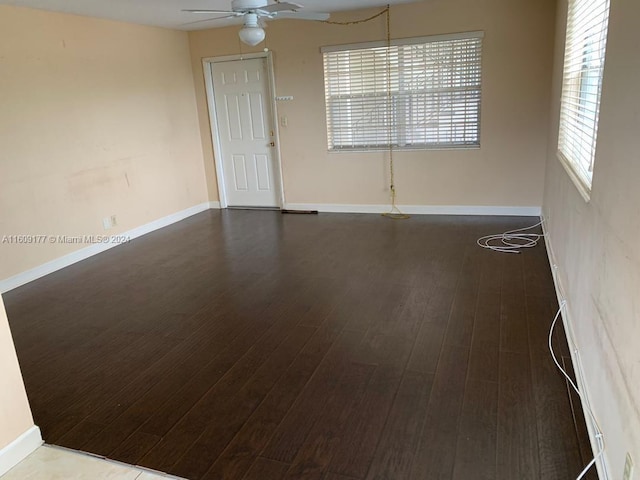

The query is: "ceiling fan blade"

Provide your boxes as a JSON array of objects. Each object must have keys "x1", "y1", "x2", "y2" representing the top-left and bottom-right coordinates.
[
  {"x1": 260, "y1": 2, "x2": 303, "y2": 13},
  {"x1": 181, "y1": 14, "x2": 240, "y2": 26},
  {"x1": 273, "y1": 11, "x2": 330, "y2": 21},
  {"x1": 181, "y1": 9, "x2": 240, "y2": 14}
]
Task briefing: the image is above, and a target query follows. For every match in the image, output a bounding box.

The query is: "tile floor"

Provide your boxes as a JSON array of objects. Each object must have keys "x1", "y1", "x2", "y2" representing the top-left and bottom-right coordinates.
[{"x1": 2, "y1": 445, "x2": 185, "y2": 479}]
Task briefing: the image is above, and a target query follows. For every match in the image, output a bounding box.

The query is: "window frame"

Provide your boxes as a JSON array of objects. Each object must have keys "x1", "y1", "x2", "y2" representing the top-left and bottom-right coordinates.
[
  {"x1": 557, "y1": 0, "x2": 611, "y2": 201},
  {"x1": 321, "y1": 31, "x2": 484, "y2": 153}
]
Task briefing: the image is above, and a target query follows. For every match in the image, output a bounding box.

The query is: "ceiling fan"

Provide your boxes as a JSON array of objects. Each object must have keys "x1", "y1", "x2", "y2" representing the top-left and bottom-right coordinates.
[{"x1": 183, "y1": 0, "x2": 330, "y2": 46}]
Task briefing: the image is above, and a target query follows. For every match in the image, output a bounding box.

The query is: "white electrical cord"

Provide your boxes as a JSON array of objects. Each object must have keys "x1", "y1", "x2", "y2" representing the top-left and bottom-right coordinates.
[
  {"x1": 475, "y1": 226, "x2": 605, "y2": 478},
  {"x1": 476, "y1": 220, "x2": 544, "y2": 253},
  {"x1": 550, "y1": 301, "x2": 605, "y2": 480}
]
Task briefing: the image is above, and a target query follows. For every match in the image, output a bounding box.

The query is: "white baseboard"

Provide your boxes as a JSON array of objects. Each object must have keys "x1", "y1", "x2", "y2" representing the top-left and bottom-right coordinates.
[
  {"x1": 283, "y1": 203, "x2": 541, "y2": 216},
  {"x1": 0, "y1": 426, "x2": 42, "y2": 477},
  {"x1": 541, "y1": 215, "x2": 610, "y2": 480},
  {"x1": 0, "y1": 200, "x2": 537, "y2": 293},
  {"x1": 0, "y1": 202, "x2": 213, "y2": 294}
]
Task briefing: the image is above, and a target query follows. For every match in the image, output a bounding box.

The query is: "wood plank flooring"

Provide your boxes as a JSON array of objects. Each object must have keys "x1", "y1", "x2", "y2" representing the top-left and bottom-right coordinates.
[{"x1": 4, "y1": 210, "x2": 595, "y2": 479}]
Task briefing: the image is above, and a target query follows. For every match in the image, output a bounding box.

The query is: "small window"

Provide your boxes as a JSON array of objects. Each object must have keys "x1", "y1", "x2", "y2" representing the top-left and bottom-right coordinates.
[
  {"x1": 558, "y1": 0, "x2": 610, "y2": 195},
  {"x1": 321, "y1": 32, "x2": 483, "y2": 151}
]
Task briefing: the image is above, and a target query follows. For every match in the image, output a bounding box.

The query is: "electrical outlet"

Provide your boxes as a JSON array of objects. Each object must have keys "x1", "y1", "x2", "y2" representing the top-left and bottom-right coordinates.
[
  {"x1": 623, "y1": 453, "x2": 634, "y2": 480},
  {"x1": 102, "y1": 217, "x2": 112, "y2": 230},
  {"x1": 110, "y1": 215, "x2": 117, "y2": 227}
]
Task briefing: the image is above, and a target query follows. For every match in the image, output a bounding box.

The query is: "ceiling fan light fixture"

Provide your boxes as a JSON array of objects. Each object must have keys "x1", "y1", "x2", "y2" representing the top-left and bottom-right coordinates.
[
  {"x1": 238, "y1": 25, "x2": 265, "y2": 46},
  {"x1": 238, "y1": 13, "x2": 265, "y2": 46}
]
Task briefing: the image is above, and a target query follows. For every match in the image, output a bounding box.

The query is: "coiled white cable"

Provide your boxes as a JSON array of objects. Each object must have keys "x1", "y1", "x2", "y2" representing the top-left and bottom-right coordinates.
[
  {"x1": 476, "y1": 220, "x2": 544, "y2": 254},
  {"x1": 550, "y1": 301, "x2": 605, "y2": 480},
  {"x1": 476, "y1": 225, "x2": 605, "y2": 479}
]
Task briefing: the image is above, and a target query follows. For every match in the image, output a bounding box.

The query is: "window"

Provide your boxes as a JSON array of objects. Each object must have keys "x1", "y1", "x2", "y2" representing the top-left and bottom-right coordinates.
[
  {"x1": 558, "y1": 0, "x2": 610, "y2": 194},
  {"x1": 321, "y1": 32, "x2": 483, "y2": 151}
]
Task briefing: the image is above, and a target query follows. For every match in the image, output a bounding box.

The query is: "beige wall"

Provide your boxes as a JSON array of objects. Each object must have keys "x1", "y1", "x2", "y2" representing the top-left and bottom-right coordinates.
[
  {"x1": 0, "y1": 6, "x2": 208, "y2": 280},
  {"x1": 189, "y1": 0, "x2": 556, "y2": 208},
  {"x1": 0, "y1": 295, "x2": 34, "y2": 450},
  {"x1": 543, "y1": 0, "x2": 640, "y2": 477}
]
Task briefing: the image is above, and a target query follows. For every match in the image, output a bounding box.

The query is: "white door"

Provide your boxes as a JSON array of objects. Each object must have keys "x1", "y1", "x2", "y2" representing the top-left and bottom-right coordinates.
[{"x1": 211, "y1": 58, "x2": 280, "y2": 208}]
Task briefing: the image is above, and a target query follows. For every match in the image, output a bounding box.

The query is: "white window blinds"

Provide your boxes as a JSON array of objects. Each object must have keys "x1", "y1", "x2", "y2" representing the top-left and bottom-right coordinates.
[
  {"x1": 558, "y1": 0, "x2": 610, "y2": 191},
  {"x1": 322, "y1": 32, "x2": 483, "y2": 151}
]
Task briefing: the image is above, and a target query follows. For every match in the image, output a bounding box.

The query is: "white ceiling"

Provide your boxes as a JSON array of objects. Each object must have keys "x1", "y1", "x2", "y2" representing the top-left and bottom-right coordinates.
[{"x1": 1, "y1": 0, "x2": 418, "y2": 30}]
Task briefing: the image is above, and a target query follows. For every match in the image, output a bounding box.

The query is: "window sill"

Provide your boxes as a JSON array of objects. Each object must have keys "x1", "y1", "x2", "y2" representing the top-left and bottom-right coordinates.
[
  {"x1": 556, "y1": 151, "x2": 592, "y2": 203},
  {"x1": 327, "y1": 145, "x2": 481, "y2": 154}
]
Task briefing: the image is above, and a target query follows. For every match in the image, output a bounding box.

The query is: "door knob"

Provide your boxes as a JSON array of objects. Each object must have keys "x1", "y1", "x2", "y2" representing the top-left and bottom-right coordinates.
[{"x1": 269, "y1": 141, "x2": 275, "y2": 147}]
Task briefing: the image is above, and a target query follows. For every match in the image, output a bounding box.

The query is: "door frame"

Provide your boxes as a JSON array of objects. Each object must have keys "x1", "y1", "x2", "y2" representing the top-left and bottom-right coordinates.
[{"x1": 203, "y1": 52, "x2": 285, "y2": 209}]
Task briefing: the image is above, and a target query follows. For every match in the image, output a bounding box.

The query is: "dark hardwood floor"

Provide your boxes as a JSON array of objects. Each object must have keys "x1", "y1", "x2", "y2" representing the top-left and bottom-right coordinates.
[{"x1": 4, "y1": 210, "x2": 596, "y2": 479}]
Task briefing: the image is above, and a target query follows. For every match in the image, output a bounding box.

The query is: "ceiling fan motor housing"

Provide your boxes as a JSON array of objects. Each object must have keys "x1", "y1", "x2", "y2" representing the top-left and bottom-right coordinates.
[{"x1": 232, "y1": 0, "x2": 268, "y2": 11}]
